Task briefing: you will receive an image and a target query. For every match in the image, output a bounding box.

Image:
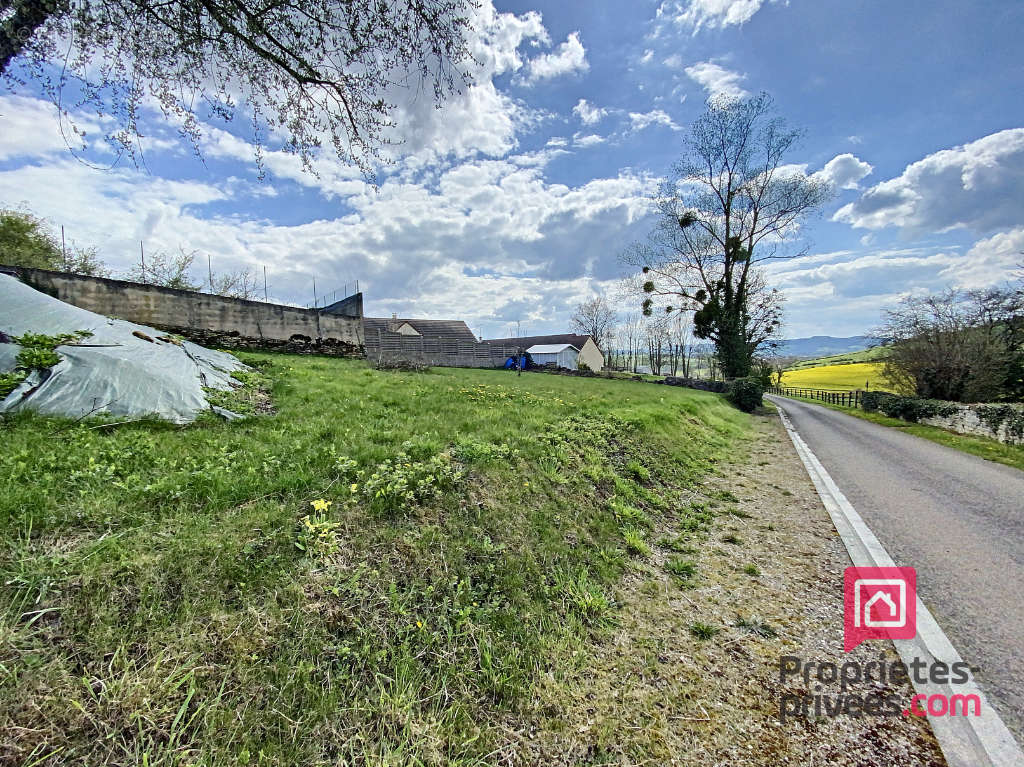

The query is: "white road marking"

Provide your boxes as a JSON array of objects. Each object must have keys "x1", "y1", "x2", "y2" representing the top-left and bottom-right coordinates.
[{"x1": 772, "y1": 398, "x2": 1024, "y2": 767}]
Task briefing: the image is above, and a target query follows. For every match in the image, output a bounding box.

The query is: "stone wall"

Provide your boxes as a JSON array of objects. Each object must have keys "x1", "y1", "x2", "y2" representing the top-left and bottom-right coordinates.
[
  {"x1": 920, "y1": 404, "x2": 1024, "y2": 446},
  {"x1": 4, "y1": 265, "x2": 364, "y2": 357}
]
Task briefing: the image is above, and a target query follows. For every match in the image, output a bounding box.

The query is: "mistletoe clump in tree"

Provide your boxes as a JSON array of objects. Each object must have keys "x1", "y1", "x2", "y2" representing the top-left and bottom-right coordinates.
[
  {"x1": 626, "y1": 93, "x2": 833, "y2": 378},
  {"x1": 0, "y1": 0, "x2": 478, "y2": 176}
]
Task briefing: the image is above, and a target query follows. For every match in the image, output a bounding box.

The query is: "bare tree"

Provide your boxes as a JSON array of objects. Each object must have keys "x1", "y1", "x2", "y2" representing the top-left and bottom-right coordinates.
[
  {"x1": 877, "y1": 287, "x2": 1024, "y2": 402},
  {"x1": 2, "y1": 0, "x2": 478, "y2": 176},
  {"x1": 615, "y1": 313, "x2": 643, "y2": 372},
  {"x1": 624, "y1": 93, "x2": 832, "y2": 378},
  {"x1": 570, "y1": 295, "x2": 616, "y2": 365},
  {"x1": 127, "y1": 248, "x2": 200, "y2": 290},
  {"x1": 210, "y1": 268, "x2": 260, "y2": 300}
]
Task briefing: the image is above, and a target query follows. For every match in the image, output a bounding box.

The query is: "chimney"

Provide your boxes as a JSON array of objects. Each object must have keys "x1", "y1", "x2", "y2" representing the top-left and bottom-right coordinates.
[{"x1": 392, "y1": 312, "x2": 397, "y2": 319}]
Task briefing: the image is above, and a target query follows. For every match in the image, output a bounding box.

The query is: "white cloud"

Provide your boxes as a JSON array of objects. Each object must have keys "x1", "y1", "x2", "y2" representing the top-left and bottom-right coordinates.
[
  {"x1": 519, "y1": 31, "x2": 589, "y2": 85},
  {"x1": 0, "y1": 95, "x2": 107, "y2": 161},
  {"x1": 0, "y1": 108, "x2": 658, "y2": 334},
  {"x1": 628, "y1": 109, "x2": 682, "y2": 132},
  {"x1": 833, "y1": 128, "x2": 1024, "y2": 233},
  {"x1": 573, "y1": 99, "x2": 607, "y2": 126},
  {"x1": 943, "y1": 227, "x2": 1024, "y2": 289},
  {"x1": 573, "y1": 133, "x2": 606, "y2": 148},
  {"x1": 684, "y1": 61, "x2": 749, "y2": 99},
  {"x1": 655, "y1": 0, "x2": 777, "y2": 35},
  {"x1": 640, "y1": 50, "x2": 655, "y2": 64},
  {"x1": 380, "y1": 4, "x2": 556, "y2": 163},
  {"x1": 812, "y1": 153, "x2": 874, "y2": 190}
]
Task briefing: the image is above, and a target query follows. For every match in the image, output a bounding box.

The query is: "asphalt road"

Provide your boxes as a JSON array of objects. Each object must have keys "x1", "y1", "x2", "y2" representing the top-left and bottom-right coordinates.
[{"x1": 767, "y1": 395, "x2": 1024, "y2": 742}]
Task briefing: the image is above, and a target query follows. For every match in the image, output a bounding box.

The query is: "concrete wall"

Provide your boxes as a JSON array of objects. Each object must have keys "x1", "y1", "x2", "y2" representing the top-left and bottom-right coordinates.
[{"x1": 5, "y1": 265, "x2": 364, "y2": 357}]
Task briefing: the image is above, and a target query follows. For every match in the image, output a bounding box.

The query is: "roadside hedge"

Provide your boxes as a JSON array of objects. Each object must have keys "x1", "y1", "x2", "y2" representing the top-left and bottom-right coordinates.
[
  {"x1": 861, "y1": 391, "x2": 959, "y2": 422},
  {"x1": 727, "y1": 376, "x2": 764, "y2": 413}
]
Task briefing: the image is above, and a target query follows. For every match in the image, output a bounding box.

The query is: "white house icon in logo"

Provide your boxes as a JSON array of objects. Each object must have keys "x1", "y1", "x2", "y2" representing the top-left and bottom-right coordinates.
[{"x1": 853, "y1": 578, "x2": 907, "y2": 628}]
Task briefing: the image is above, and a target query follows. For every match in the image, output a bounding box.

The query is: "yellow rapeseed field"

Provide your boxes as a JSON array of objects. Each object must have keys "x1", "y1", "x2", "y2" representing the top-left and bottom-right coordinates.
[{"x1": 780, "y1": 362, "x2": 895, "y2": 392}]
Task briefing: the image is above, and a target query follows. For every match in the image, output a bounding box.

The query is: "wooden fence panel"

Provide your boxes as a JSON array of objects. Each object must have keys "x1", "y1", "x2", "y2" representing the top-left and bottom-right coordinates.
[{"x1": 768, "y1": 385, "x2": 863, "y2": 409}]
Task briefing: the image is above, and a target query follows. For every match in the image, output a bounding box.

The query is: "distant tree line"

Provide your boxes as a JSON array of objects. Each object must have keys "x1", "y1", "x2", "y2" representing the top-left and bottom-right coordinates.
[{"x1": 0, "y1": 207, "x2": 261, "y2": 299}]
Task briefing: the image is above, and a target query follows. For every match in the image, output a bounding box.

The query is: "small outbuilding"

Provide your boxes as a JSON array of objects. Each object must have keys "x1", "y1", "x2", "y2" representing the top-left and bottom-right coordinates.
[
  {"x1": 482, "y1": 333, "x2": 604, "y2": 371},
  {"x1": 526, "y1": 343, "x2": 579, "y2": 369}
]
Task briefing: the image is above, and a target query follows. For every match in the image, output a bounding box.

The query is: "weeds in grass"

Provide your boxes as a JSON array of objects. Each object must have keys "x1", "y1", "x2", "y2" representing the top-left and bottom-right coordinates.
[
  {"x1": 735, "y1": 615, "x2": 778, "y2": 638},
  {"x1": 355, "y1": 451, "x2": 463, "y2": 514},
  {"x1": 626, "y1": 460, "x2": 651, "y2": 483},
  {"x1": 453, "y1": 439, "x2": 518, "y2": 465},
  {"x1": 690, "y1": 621, "x2": 720, "y2": 640},
  {"x1": 657, "y1": 535, "x2": 695, "y2": 554},
  {"x1": 743, "y1": 564, "x2": 761, "y2": 576},
  {"x1": 621, "y1": 527, "x2": 651, "y2": 557},
  {"x1": 558, "y1": 570, "x2": 612, "y2": 624},
  {"x1": 725, "y1": 507, "x2": 752, "y2": 519},
  {"x1": 203, "y1": 367, "x2": 273, "y2": 416},
  {"x1": 664, "y1": 556, "x2": 697, "y2": 580},
  {"x1": 609, "y1": 498, "x2": 651, "y2": 529},
  {"x1": 722, "y1": 533, "x2": 742, "y2": 545}
]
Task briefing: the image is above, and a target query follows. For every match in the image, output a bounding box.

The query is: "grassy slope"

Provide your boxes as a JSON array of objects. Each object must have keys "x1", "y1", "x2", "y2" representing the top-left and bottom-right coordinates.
[
  {"x1": 785, "y1": 346, "x2": 887, "y2": 370},
  {"x1": 0, "y1": 354, "x2": 748, "y2": 766},
  {"x1": 774, "y1": 392, "x2": 1024, "y2": 472}
]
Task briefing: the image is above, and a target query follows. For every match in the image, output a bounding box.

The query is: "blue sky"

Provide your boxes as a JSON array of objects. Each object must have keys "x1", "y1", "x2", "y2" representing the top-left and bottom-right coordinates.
[{"x1": 1, "y1": 0, "x2": 1022, "y2": 339}]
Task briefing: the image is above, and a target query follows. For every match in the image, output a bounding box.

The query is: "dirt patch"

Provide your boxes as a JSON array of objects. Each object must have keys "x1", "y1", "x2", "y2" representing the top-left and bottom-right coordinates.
[{"x1": 516, "y1": 411, "x2": 945, "y2": 766}]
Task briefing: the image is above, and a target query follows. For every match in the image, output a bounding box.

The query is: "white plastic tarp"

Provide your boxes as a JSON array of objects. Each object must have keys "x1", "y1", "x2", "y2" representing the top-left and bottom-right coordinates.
[{"x1": 0, "y1": 273, "x2": 249, "y2": 423}]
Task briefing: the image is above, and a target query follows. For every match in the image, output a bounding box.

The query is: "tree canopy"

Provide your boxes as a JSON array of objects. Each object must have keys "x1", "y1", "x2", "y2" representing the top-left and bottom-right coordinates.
[
  {"x1": 1, "y1": 0, "x2": 479, "y2": 175},
  {"x1": 0, "y1": 208, "x2": 107, "y2": 275},
  {"x1": 625, "y1": 93, "x2": 833, "y2": 378}
]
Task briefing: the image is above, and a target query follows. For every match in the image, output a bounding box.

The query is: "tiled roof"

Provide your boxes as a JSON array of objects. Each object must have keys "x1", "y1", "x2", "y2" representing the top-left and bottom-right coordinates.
[
  {"x1": 364, "y1": 317, "x2": 477, "y2": 342},
  {"x1": 481, "y1": 333, "x2": 599, "y2": 351}
]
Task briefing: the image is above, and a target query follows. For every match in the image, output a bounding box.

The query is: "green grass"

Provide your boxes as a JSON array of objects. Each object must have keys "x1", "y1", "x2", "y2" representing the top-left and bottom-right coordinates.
[
  {"x1": 775, "y1": 392, "x2": 1024, "y2": 472},
  {"x1": 688, "y1": 621, "x2": 720, "y2": 640},
  {"x1": 785, "y1": 346, "x2": 888, "y2": 370},
  {"x1": 0, "y1": 352, "x2": 749, "y2": 765}
]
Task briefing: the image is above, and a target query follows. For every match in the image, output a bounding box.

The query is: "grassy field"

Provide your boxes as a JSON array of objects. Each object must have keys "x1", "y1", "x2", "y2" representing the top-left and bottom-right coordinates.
[
  {"x1": 0, "y1": 353, "x2": 749, "y2": 766},
  {"x1": 780, "y1": 361, "x2": 895, "y2": 392},
  {"x1": 784, "y1": 346, "x2": 888, "y2": 371}
]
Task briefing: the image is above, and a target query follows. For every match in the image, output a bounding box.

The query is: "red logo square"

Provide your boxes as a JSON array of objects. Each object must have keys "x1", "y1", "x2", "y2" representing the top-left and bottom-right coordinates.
[{"x1": 844, "y1": 566, "x2": 916, "y2": 652}]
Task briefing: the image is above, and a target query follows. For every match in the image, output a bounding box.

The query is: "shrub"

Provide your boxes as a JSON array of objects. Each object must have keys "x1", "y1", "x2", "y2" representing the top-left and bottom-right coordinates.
[
  {"x1": 726, "y1": 376, "x2": 763, "y2": 412},
  {"x1": 863, "y1": 393, "x2": 959, "y2": 422},
  {"x1": 860, "y1": 390, "x2": 892, "y2": 412}
]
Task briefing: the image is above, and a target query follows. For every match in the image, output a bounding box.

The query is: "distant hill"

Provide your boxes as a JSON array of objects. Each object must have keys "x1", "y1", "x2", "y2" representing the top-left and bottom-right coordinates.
[{"x1": 775, "y1": 335, "x2": 873, "y2": 359}]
